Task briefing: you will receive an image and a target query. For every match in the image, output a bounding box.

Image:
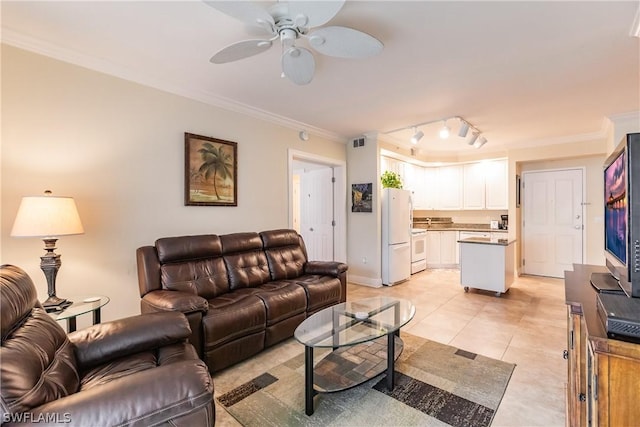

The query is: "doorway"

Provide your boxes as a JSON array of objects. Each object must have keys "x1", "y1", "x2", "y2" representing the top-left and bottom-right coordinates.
[
  {"x1": 288, "y1": 150, "x2": 346, "y2": 262},
  {"x1": 522, "y1": 168, "x2": 585, "y2": 278}
]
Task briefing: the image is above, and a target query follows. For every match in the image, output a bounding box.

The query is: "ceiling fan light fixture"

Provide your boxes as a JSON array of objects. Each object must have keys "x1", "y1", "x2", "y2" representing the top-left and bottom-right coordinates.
[
  {"x1": 411, "y1": 129, "x2": 424, "y2": 144},
  {"x1": 439, "y1": 122, "x2": 450, "y2": 139}
]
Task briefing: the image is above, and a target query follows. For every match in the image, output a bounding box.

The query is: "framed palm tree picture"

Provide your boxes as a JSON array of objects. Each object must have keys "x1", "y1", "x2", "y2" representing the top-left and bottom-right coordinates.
[{"x1": 185, "y1": 132, "x2": 237, "y2": 206}]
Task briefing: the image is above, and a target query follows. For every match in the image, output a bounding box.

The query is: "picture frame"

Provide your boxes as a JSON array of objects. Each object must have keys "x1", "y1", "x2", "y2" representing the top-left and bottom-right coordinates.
[
  {"x1": 352, "y1": 183, "x2": 373, "y2": 212},
  {"x1": 185, "y1": 132, "x2": 237, "y2": 206}
]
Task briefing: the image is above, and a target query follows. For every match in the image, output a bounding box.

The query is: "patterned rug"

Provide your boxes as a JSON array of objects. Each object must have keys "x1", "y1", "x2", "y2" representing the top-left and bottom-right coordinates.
[{"x1": 217, "y1": 333, "x2": 515, "y2": 427}]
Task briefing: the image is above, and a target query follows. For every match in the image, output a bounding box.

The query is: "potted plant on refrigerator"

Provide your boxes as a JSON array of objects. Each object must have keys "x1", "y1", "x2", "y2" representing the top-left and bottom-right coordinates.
[{"x1": 381, "y1": 171, "x2": 403, "y2": 189}]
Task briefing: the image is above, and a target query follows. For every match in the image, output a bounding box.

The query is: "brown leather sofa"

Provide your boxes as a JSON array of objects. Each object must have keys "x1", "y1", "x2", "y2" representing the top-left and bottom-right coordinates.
[
  {"x1": 1, "y1": 264, "x2": 215, "y2": 427},
  {"x1": 136, "y1": 229, "x2": 348, "y2": 373}
]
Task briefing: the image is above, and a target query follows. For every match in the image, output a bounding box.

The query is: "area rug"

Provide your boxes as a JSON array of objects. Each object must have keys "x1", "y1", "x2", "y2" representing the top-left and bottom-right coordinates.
[{"x1": 217, "y1": 333, "x2": 515, "y2": 427}]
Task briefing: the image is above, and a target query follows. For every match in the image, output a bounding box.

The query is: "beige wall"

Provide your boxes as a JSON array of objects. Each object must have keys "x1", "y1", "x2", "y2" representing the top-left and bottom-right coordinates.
[{"x1": 1, "y1": 45, "x2": 347, "y2": 325}]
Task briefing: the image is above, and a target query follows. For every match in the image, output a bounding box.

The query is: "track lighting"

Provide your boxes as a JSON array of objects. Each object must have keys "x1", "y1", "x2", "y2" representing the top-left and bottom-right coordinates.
[
  {"x1": 473, "y1": 136, "x2": 487, "y2": 149},
  {"x1": 439, "y1": 121, "x2": 450, "y2": 139},
  {"x1": 458, "y1": 121, "x2": 470, "y2": 138},
  {"x1": 411, "y1": 129, "x2": 424, "y2": 144},
  {"x1": 467, "y1": 132, "x2": 480, "y2": 146},
  {"x1": 383, "y1": 115, "x2": 487, "y2": 149}
]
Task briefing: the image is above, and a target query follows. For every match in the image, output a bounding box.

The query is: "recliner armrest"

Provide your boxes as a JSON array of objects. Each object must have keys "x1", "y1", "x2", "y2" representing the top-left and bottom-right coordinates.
[
  {"x1": 27, "y1": 360, "x2": 213, "y2": 427},
  {"x1": 304, "y1": 261, "x2": 348, "y2": 277},
  {"x1": 141, "y1": 289, "x2": 208, "y2": 314},
  {"x1": 69, "y1": 311, "x2": 191, "y2": 368}
]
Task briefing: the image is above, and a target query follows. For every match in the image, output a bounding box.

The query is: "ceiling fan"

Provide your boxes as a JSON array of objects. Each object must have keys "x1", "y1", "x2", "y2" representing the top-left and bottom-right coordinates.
[{"x1": 203, "y1": 0, "x2": 384, "y2": 85}]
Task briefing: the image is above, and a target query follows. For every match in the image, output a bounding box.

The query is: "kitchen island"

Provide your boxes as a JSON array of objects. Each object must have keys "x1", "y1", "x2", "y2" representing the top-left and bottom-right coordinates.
[{"x1": 458, "y1": 237, "x2": 516, "y2": 296}]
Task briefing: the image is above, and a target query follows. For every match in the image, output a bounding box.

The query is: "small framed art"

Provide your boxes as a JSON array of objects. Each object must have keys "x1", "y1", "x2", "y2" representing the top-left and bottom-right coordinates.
[{"x1": 185, "y1": 132, "x2": 237, "y2": 206}]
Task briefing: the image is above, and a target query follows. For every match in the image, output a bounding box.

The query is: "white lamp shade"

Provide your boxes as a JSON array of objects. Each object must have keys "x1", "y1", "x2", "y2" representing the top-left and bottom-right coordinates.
[{"x1": 11, "y1": 195, "x2": 84, "y2": 237}]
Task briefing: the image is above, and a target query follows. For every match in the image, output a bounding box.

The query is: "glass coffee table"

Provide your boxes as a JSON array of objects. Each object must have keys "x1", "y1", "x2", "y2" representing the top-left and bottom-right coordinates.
[{"x1": 294, "y1": 296, "x2": 415, "y2": 415}]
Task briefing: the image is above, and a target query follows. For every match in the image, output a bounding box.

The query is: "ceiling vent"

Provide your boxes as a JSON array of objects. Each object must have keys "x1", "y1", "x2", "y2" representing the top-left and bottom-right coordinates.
[{"x1": 352, "y1": 137, "x2": 365, "y2": 148}]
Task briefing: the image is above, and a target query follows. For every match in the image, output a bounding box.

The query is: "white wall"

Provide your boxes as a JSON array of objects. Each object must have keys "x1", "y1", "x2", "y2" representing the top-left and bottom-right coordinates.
[
  {"x1": 1, "y1": 45, "x2": 347, "y2": 325},
  {"x1": 346, "y1": 132, "x2": 382, "y2": 286}
]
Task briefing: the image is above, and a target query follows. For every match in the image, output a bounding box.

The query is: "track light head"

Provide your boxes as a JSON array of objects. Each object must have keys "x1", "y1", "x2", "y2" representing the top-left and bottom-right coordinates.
[
  {"x1": 411, "y1": 129, "x2": 424, "y2": 144},
  {"x1": 439, "y1": 121, "x2": 450, "y2": 139},
  {"x1": 467, "y1": 132, "x2": 480, "y2": 145},
  {"x1": 458, "y1": 121, "x2": 470, "y2": 138},
  {"x1": 473, "y1": 136, "x2": 487, "y2": 149}
]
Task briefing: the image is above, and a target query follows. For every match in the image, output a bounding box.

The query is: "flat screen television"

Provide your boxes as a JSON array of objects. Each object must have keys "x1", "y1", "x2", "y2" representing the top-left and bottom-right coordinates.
[{"x1": 603, "y1": 133, "x2": 640, "y2": 297}]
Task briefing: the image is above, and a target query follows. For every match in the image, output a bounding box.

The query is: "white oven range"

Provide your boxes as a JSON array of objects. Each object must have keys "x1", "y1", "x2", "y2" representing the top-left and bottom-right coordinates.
[{"x1": 411, "y1": 228, "x2": 427, "y2": 274}]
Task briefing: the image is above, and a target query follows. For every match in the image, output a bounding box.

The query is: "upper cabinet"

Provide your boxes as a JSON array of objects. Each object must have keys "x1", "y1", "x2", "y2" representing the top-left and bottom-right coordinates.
[
  {"x1": 437, "y1": 165, "x2": 463, "y2": 210},
  {"x1": 380, "y1": 156, "x2": 507, "y2": 211},
  {"x1": 463, "y1": 162, "x2": 486, "y2": 209},
  {"x1": 484, "y1": 159, "x2": 508, "y2": 209},
  {"x1": 403, "y1": 163, "x2": 426, "y2": 209},
  {"x1": 462, "y1": 159, "x2": 508, "y2": 210}
]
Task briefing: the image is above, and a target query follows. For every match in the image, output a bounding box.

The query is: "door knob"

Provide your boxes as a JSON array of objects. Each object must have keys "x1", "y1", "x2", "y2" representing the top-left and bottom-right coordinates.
[{"x1": 574, "y1": 225, "x2": 581, "y2": 229}]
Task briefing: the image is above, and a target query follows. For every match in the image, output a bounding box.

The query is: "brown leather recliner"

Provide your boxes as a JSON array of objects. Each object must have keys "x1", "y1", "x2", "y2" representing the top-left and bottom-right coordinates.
[
  {"x1": 136, "y1": 229, "x2": 348, "y2": 373},
  {"x1": 0, "y1": 264, "x2": 215, "y2": 427}
]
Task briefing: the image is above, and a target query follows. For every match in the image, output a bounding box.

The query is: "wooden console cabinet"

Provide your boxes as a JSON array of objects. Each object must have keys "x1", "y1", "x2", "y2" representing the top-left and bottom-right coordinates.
[{"x1": 564, "y1": 264, "x2": 640, "y2": 426}]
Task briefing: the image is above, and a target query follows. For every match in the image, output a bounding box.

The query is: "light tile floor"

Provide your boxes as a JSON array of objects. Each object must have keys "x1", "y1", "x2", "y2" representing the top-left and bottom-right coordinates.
[{"x1": 213, "y1": 269, "x2": 567, "y2": 426}]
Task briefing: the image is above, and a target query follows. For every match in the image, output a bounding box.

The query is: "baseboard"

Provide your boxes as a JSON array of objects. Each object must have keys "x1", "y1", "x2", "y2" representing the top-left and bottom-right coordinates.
[{"x1": 347, "y1": 274, "x2": 383, "y2": 288}]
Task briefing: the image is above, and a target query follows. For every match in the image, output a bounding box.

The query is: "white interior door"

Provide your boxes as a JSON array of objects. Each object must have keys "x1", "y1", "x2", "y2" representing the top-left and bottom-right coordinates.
[
  {"x1": 299, "y1": 167, "x2": 334, "y2": 261},
  {"x1": 522, "y1": 169, "x2": 584, "y2": 278}
]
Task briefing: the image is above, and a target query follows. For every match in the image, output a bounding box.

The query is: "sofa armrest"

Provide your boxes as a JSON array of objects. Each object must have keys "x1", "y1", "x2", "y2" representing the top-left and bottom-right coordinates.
[
  {"x1": 69, "y1": 311, "x2": 191, "y2": 368},
  {"x1": 25, "y1": 360, "x2": 213, "y2": 427},
  {"x1": 305, "y1": 261, "x2": 348, "y2": 277},
  {"x1": 141, "y1": 289, "x2": 208, "y2": 314}
]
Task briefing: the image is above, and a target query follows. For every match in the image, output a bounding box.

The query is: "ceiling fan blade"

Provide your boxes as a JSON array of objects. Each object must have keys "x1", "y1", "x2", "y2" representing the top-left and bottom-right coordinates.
[
  {"x1": 286, "y1": 0, "x2": 345, "y2": 28},
  {"x1": 307, "y1": 26, "x2": 383, "y2": 58},
  {"x1": 210, "y1": 39, "x2": 273, "y2": 64},
  {"x1": 203, "y1": 1, "x2": 275, "y2": 33},
  {"x1": 281, "y1": 47, "x2": 315, "y2": 85}
]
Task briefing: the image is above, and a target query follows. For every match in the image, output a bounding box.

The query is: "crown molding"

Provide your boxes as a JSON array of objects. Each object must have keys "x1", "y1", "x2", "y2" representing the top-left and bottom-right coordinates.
[{"x1": 1, "y1": 29, "x2": 347, "y2": 144}]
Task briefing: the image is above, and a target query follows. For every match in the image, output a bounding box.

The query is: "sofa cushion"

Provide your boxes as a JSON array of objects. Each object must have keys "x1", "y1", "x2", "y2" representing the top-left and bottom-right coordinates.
[
  {"x1": 80, "y1": 342, "x2": 199, "y2": 390},
  {"x1": 254, "y1": 282, "x2": 307, "y2": 325},
  {"x1": 203, "y1": 293, "x2": 266, "y2": 349},
  {"x1": 290, "y1": 275, "x2": 342, "y2": 312},
  {"x1": 262, "y1": 230, "x2": 307, "y2": 281},
  {"x1": 221, "y1": 233, "x2": 270, "y2": 289},
  {"x1": 161, "y1": 257, "x2": 229, "y2": 299},
  {"x1": 156, "y1": 235, "x2": 222, "y2": 263},
  {"x1": 1, "y1": 265, "x2": 80, "y2": 414}
]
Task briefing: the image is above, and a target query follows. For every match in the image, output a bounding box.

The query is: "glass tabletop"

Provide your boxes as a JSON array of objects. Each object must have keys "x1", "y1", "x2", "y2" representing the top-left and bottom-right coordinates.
[
  {"x1": 48, "y1": 296, "x2": 110, "y2": 321},
  {"x1": 294, "y1": 296, "x2": 415, "y2": 349}
]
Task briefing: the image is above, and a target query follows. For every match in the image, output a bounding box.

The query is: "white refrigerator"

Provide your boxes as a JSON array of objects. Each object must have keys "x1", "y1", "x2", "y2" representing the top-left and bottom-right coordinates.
[{"x1": 382, "y1": 188, "x2": 412, "y2": 285}]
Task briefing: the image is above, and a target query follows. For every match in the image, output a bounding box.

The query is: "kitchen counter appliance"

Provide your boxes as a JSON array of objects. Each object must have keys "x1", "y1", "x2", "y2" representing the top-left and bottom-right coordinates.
[{"x1": 411, "y1": 229, "x2": 427, "y2": 274}]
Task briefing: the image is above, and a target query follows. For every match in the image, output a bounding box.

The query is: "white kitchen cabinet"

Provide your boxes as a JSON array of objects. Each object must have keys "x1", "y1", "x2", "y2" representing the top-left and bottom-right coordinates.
[
  {"x1": 485, "y1": 159, "x2": 508, "y2": 209},
  {"x1": 422, "y1": 167, "x2": 438, "y2": 210},
  {"x1": 404, "y1": 163, "x2": 426, "y2": 209},
  {"x1": 463, "y1": 163, "x2": 486, "y2": 209},
  {"x1": 426, "y1": 230, "x2": 458, "y2": 267},
  {"x1": 381, "y1": 156, "x2": 404, "y2": 179},
  {"x1": 463, "y1": 159, "x2": 507, "y2": 210},
  {"x1": 437, "y1": 165, "x2": 463, "y2": 210}
]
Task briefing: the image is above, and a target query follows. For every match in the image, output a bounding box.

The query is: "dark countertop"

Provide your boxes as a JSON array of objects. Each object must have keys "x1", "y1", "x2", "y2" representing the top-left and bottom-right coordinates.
[
  {"x1": 413, "y1": 224, "x2": 508, "y2": 232},
  {"x1": 457, "y1": 237, "x2": 516, "y2": 246}
]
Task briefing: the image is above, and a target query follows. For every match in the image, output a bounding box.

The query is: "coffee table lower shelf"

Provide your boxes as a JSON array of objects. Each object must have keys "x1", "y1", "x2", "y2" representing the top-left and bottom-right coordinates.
[{"x1": 305, "y1": 334, "x2": 404, "y2": 415}]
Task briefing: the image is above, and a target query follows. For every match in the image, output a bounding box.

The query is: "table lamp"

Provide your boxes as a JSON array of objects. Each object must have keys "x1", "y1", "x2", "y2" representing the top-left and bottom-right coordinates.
[{"x1": 10, "y1": 190, "x2": 84, "y2": 309}]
